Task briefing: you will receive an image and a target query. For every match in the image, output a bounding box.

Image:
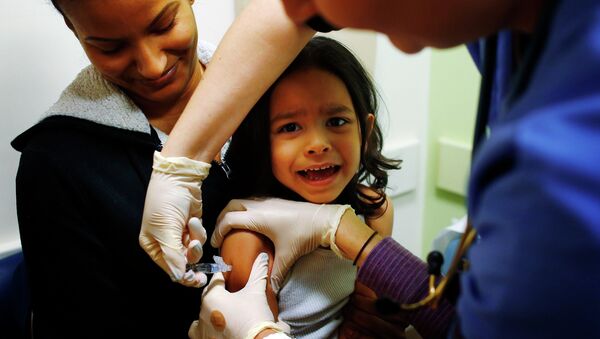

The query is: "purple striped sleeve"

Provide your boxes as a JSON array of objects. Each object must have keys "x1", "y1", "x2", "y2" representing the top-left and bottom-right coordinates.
[{"x1": 357, "y1": 237, "x2": 455, "y2": 339}]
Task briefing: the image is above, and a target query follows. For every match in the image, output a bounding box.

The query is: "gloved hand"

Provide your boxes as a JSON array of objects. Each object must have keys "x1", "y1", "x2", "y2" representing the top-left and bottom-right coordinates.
[
  {"x1": 212, "y1": 198, "x2": 352, "y2": 292},
  {"x1": 188, "y1": 253, "x2": 289, "y2": 339},
  {"x1": 139, "y1": 151, "x2": 211, "y2": 287}
]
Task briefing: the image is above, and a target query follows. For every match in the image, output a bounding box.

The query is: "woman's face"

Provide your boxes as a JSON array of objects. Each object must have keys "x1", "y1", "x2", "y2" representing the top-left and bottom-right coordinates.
[
  {"x1": 269, "y1": 68, "x2": 363, "y2": 204},
  {"x1": 59, "y1": 0, "x2": 201, "y2": 106}
]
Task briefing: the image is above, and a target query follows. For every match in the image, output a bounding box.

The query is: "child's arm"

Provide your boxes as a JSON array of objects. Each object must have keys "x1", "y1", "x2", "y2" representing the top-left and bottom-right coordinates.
[
  {"x1": 220, "y1": 230, "x2": 279, "y2": 319},
  {"x1": 365, "y1": 196, "x2": 393, "y2": 237},
  {"x1": 360, "y1": 186, "x2": 394, "y2": 237}
]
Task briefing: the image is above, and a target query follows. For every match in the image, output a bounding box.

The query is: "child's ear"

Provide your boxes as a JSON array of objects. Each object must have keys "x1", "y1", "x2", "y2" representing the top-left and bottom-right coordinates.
[
  {"x1": 365, "y1": 114, "x2": 375, "y2": 140},
  {"x1": 363, "y1": 113, "x2": 376, "y2": 153}
]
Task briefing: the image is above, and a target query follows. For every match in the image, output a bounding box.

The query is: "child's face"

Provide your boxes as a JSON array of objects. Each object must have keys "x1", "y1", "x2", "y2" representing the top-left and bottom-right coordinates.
[{"x1": 269, "y1": 68, "x2": 363, "y2": 204}]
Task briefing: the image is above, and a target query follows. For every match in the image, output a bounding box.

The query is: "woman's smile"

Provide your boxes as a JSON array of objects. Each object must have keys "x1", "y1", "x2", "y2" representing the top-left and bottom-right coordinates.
[{"x1": 140, "y1": 60, "x2": 179, "y2": 89}]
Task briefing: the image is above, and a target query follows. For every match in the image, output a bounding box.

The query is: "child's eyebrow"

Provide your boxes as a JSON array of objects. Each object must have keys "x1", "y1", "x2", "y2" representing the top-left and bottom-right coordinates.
[
  {"x1": 320, "y1": 104, "x2": 354, "y2": 115},
  {"x1": 270, "y1": 109, "x2": 306, "y2": 124}
]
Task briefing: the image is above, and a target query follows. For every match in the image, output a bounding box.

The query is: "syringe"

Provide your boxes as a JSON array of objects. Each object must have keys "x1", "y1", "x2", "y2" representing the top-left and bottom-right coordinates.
[{"x1": 186, "y1": 255, "x2": 232, "y2": 274}]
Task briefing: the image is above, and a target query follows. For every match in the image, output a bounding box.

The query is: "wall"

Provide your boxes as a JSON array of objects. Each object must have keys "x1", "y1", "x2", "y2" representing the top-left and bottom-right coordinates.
[
  {"x1": 0, "y1": 0, "x2": 235, "y2": 257},
  {"x1": 421, "y1": 47, "x2": 480, "y2": 255}
]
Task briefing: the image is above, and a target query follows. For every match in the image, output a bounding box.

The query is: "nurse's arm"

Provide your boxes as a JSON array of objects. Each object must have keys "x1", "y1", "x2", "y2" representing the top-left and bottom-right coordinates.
[{"x1": 162, "y1": 0, "x2": 314, "y2": 161}]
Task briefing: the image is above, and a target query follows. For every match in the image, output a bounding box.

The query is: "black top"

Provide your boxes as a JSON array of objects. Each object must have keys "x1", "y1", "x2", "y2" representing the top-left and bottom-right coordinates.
[{"x1": 12, "y1": 116, "x2": 231, "y2": 338}]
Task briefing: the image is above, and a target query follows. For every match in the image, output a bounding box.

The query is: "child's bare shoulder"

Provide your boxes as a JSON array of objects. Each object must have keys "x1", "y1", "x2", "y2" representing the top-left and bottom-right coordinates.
[{"x1": 358, "y1": 185, "x2": 394, "y2": 236}]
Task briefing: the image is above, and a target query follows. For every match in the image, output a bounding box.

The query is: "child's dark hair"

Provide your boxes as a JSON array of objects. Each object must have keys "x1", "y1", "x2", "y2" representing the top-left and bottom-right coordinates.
[{"x1": 225, "y1": 36, "x2": 401, "y2": 217}]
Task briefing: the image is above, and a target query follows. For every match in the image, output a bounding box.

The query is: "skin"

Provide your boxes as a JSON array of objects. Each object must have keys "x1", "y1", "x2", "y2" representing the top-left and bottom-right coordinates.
[
  {"x1": 269, "y1": 68, "x2": 366, "y2": 204},
  {"x1": 58, "y1": 0, "x2": 202, "y2": 133},
  {"x1": 221, "y1": 67, "x2": 394, "y2": 335},
  {"x1": 279, "y1": 0, "x2": 544, "y2": 53}
]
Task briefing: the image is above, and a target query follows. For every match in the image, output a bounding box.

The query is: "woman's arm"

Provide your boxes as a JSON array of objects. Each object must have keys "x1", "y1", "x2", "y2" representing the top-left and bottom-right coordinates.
[
  {"x1": 140, "y1": 0, "x2": 314, "y2": 283},
  {"x1": 340, "y1": 196, "x2": 407, "y2": 338},
  {"x1": 220, "y1": 230, "x2": 279, "y2": 318},
  {"x1": 336, "y1": 211, "x2": 455, "y2": 338},
  {"x1": 163, "y1": 0, "x2": 314, "y2": 161}
]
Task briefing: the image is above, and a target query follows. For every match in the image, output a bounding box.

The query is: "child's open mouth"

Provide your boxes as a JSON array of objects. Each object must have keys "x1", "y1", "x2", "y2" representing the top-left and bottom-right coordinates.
[{"x1": 298, "y1": 165, "x2": 341, "y2": 181}]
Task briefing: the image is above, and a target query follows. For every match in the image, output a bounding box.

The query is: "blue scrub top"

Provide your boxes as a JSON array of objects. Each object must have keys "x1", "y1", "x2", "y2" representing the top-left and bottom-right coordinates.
[{"x1": 460, "y1": 0, "x2": 600, "y2": 337}]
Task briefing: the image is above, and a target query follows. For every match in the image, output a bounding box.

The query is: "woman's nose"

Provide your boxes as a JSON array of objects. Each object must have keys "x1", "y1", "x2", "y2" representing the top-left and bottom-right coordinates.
[{"x1": 134, "y1": 41, "x2": 167, "y2": 79}]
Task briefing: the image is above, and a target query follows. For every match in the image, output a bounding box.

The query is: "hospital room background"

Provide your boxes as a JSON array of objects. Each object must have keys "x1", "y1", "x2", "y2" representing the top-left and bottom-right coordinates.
[{"x1": 0, "y1": 0, "x2": 480, "y2": 261}]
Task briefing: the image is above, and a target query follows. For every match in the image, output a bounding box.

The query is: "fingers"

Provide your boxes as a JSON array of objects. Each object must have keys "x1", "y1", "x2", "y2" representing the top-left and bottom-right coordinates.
[
  {"x1": 188, "y1": 320, "x2": 202, "y2": 339},
  {"x1": 180, "y1": 270, "x2": 208, "y2": 288},
  {"x1": 186, "y1": 217, "x2": 206, "y2": 264},
  {"x1": 270, "y1": 255, "x2": 293, "y2": 294},
  {"x1": 185, "y1": 239, "x2": 203, "y2": 264},
  {"x1": 188, "y1": 217, "x2": 208, "y2": 244},
  {"x1": 342, "y1": 293, "x2": 409, "y2": 339},
  {"x1": 338, "y1": 321, "x2": 377, "y2": 339},
  {"x1": 245, "y1": 253, "x2": 270, "y2": 291},
  {"x1": 212, "y1": 210, "x2": 255, "y2": 248},
  {"x1": 342, "y1": 306, "x2": 407, "y2": 339},
  {"x1": 161, "y1": 245, "x2": 188, "y2": 282},
  {"x1": 203, "y1": 272, "x2": 226, "y2": 296}
]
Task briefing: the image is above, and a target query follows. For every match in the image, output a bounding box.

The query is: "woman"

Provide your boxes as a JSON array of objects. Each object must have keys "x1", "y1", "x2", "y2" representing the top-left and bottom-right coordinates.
[{"x1": 12, "y1": 0, "x2": 312, "y2": 337}]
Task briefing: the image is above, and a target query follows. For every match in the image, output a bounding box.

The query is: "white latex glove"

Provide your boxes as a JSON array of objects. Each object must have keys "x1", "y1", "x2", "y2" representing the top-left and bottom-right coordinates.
[
  {"x1": 212, "y1": 198, "x2": 352, "y2": 292},
  {"x1": 188, "y1": 253, "x2": 288, "y2": 339},
  {"x1": 139, "y1": 151, "x2": 211, "y2": 287}
]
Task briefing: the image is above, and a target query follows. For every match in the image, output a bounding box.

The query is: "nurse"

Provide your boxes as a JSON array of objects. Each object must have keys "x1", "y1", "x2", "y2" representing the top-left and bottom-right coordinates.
[{"x1": 202, "y1": 0, "x2": 600, "y2": 338}]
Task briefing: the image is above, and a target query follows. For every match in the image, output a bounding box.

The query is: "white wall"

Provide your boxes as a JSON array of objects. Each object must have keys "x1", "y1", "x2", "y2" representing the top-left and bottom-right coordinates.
[
  {"x1": 373, "y1": 36, "x2": 430, "y2": 256},
  {"x1": 0, "y1": 0, "x2": 235, "y2": 257}
]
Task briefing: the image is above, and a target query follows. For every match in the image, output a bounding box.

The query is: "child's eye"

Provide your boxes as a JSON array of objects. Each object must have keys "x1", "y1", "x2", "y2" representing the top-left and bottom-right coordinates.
[
  {"x1": 327, "y1": 117, "x2": 349, "y2": 127},
  {"x1": 277, "y1": 123, "x2": 301, "y2": 133}
]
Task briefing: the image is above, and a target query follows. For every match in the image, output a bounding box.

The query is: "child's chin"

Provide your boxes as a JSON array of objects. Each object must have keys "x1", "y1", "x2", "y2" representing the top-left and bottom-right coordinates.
[{"x1": 300, "y1": 193, "x2": 337, "y2": 205}]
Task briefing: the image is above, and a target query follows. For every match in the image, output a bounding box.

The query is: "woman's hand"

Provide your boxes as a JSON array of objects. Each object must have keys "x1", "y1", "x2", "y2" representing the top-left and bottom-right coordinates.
[
  {"x1": 139, "y1": 151, "x2": 211, "y2": 287},
  {"x1": 188, "y1": 253, "x2": 288, "y2": 339},
  {"x1": 339, "y1": 283, "x2": 409, "y2": 339},
  {"x1": 212, "y1": 198, "x2": 352, "y2": 292}
]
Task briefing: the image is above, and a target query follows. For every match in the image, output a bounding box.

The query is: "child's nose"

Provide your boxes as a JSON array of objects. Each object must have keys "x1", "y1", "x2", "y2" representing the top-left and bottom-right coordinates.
[
  {"x1": 307, "y1": 144, "x2": 330, "y2": 155},
  {"x1": 305, "y1": 132, "x2": 331, "y2": 155}
]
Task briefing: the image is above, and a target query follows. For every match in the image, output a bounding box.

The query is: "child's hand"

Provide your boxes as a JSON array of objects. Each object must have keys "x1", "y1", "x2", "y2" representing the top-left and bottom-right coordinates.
[{"x1": 212, "y1": 198, "x2": 352, "y2": 292}]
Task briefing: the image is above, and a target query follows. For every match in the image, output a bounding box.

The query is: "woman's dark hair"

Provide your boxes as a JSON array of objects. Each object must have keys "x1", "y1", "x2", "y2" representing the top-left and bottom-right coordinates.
[
  {"x1": 225, "y1": 36, "x2": 401, "y2": 217},
  {"x1": 50, "y1": 0, "x2": 63, "y2": 14}
]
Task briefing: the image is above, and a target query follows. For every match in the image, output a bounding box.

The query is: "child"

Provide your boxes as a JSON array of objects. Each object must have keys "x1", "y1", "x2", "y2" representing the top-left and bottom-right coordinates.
[{"x1": 208, "y1": 36, "x2": 400, "y2": 338}]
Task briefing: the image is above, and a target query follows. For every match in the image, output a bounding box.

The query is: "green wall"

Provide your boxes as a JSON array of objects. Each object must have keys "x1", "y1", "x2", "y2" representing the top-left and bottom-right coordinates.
[{"x1": 421, "y1": 47, "x2": 480, "y2": 256}]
